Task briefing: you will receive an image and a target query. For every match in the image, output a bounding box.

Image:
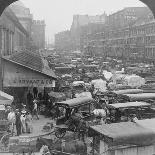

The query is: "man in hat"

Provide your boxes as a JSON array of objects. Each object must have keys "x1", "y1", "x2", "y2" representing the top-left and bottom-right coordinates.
[
  {"x1": 20, "y1": 109, "x2": 27, "y2": 133},
  {"x1": 32, "y1": 99, "x2": 39, "y2": 120}
]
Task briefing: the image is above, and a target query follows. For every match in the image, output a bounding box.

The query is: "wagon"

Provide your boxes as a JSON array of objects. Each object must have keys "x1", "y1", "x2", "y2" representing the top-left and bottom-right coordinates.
[
  {"x1": 94, "y1": 91, "x2": 130, "y2": 105},
  {"x1": 125, "y1": 93, "x2": 155, "y2": 103},
  {"x1": 54, "y1": 97, "x2": 94, "y2": 138},
  {"x1": 0, "y1": 105, "x2": 10, "y2": 149},
  {"x1": 106, "y1": 101, "x2": 155, "y2": 123}
]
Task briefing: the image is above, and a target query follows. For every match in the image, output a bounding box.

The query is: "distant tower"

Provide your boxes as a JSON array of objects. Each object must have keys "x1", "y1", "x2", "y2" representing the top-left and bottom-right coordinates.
[{"x1": 31, "y1": 20, "x2": 46, "y2": 49}]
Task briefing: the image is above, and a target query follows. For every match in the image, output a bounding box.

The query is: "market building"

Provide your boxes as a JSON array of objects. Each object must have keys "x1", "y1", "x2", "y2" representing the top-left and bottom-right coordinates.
[
  {"x1": 89, "y1": 121, "x2": 155, "y2": 155},
  {"x1": 1, "y1": 50, "x2": 57, "y2": 106}
]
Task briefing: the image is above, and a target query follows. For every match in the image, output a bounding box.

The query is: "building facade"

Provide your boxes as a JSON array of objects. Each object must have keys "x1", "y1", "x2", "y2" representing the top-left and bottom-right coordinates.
[
  {"x1": 55, "y1": 13, "x2": 107, "y2": 51},
  {"x1": 31, "y1": 20, "x2": 46, "y2": 49},
  {"x1": 85, "y1": 7, "x2": 155, "y2": 62},
  {"x1": 55, "y1": 30, "x2": 73, "y2": 51},
  {"x1": 0, "y1": 7, "x2": 29, "y2": 56}
]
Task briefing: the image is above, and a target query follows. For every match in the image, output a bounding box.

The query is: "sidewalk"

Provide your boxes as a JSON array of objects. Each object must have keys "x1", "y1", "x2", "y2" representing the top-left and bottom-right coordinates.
[{"x1": 13, "y1": 115, "x2": 55, "y2": 138}]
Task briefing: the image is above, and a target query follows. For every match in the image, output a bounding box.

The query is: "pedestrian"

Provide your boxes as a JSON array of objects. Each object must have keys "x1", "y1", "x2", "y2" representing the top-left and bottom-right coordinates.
[
  {"x1": 27, "y1": 90, "x2": 33, "y2": 113},
  {"x1": 5, "y1": 105, "x2": 11, "y2": 120},
  {"x1": 15, "y1": 109, "x2": 22, "y2": 136},
  {"x1": 32, "y1": 99, "x2": 39, "y2": 120},
  {"x1": 25, "y1": 112, "x2": 33, "y2": 133},
  {"x1": 33, "y1": 87, "x2": 38, "y2": 98},
  {"x1": 8, "y1": 108, "x2": 16, "y2": 136},
  {"x1": 20, "y1": 109, "x2": 27, "y2": 133}
]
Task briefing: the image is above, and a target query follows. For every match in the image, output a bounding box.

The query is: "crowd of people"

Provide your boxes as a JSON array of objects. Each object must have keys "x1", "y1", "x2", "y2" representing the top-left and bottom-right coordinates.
[{"x1": 6, "y1": 98, "x2": 40, "y2": 136}]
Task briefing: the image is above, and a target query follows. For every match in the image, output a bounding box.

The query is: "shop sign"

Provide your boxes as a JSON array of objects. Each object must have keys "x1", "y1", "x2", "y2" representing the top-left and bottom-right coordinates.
[{"x1": 10, "y1": 78, "x2": 55, "y2": 87}]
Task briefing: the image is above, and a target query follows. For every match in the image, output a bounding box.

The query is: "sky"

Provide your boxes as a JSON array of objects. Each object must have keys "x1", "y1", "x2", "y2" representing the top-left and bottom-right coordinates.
[{"x1": 19, "y1": 0, "x2": 146, "y2": 43}]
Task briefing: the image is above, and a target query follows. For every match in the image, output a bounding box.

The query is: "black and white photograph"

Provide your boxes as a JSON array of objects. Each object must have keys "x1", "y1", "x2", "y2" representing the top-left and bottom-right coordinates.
[{"x1": 0, "y1": 0, "x2": 155, "y2": 154}]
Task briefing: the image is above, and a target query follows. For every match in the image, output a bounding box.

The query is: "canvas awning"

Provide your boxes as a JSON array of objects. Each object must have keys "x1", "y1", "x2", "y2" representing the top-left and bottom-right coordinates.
[
  {"x1": 48, "y1": 91, "x2": 66, "y2": 99},
  {"x1": 0, "y1": 90, "x2": 14, "y2": 105}
]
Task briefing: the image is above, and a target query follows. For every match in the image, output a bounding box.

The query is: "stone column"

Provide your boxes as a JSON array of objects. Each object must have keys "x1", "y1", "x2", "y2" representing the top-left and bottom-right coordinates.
[{"x1": 0, "y1": 27, "x2": 3, "y2": 90}]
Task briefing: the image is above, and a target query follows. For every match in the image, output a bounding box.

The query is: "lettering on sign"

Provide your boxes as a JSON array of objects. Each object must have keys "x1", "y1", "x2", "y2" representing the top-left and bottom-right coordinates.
[{"x1": 10, "y1": 79, "x2": 55, "y2": 87}]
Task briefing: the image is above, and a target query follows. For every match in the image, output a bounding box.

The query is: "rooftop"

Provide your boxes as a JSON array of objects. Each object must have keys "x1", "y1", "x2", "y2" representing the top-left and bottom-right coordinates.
[
  {"x1": 5, "y1": 50, "x2": 56, "y2": 79},
  {"x1": 90, "y1": 121, "x2": 155, "y2": 146}
]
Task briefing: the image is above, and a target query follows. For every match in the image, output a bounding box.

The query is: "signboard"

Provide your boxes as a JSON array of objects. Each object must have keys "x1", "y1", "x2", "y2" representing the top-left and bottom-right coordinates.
[
  {"x1": 5, "y1": 78, "x2": 55, "y2": 87},
  {"x1": 9, "y1": 136, "x2": 37, "y2": 153}
]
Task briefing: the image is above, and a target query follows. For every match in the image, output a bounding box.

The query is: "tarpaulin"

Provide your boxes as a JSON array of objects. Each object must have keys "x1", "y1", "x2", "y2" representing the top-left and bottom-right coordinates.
[{"x1": 0, "y1": 91, "x2": 14, "y2": 105}]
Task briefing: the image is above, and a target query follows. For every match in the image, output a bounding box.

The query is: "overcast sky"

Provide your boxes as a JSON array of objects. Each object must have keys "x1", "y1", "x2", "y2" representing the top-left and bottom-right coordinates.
[{"x1": 20, "y1": 0, "x2": 146, "y2": 43}]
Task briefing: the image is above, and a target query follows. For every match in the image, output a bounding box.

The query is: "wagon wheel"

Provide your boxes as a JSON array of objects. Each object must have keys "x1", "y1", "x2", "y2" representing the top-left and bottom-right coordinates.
[
  {"x1": 0, "y1": 133, "x2": 10, "y2": 148},
  {"x1": 94, "y1": 96, "x2": 100, "y2": 104},
  {"x1": 54, "y1": 128, "x2": 66, "y2": 138}
]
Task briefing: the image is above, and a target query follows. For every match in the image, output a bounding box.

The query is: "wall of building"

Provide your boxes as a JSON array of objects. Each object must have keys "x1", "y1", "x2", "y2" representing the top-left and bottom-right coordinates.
[
  {"x1": 84, "y1": 7, "x2": 155, "y2": 62},
  {"x1": 0, "y1": 7, "x2": 28, "y2": 56},
  {"x1": 31, "y1": 20, "x2": 45, "y2": 49}
]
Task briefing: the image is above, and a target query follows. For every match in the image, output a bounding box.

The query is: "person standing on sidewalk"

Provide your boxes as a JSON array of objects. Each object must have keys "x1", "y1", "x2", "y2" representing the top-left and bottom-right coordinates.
[
  {"x1": 15, "y1": 109, "x2": 22, "y2": 136},
  {"x1": 8, "y1": 108, "x2": 16, "y2": 136},
  {"x1": 32, "y1": 99, "x2": 39, "y2": 120}
]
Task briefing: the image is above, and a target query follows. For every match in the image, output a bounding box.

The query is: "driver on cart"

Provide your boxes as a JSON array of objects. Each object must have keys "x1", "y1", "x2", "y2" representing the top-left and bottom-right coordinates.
[{"x1": 65, "y1": 108, "x2": 84, "y2": 131}]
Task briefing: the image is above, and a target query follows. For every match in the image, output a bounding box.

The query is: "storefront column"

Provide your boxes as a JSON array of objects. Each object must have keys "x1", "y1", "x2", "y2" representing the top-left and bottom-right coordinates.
[{"x1": 0, "y1": 27, "x2": 3, "y2": 90}]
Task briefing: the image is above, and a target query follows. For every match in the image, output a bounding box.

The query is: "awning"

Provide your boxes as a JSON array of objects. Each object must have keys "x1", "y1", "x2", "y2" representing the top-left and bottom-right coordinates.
[
  {"x1": 48, "y1": 91, "x2": 66, "y2": 99},
  {"x1": 0, "y1": 91, "x2": 14, "y2": 105}
]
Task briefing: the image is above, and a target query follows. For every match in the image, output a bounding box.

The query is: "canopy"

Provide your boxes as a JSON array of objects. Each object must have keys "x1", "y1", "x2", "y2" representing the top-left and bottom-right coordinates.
[
  {"x1": 48, "y1": 91, "x2": 66, "y2": 99},
  {"x1": 0, "y1": 90, "x2": 14, "y2": 105},
  {"x1": 91, "y1": 79, "x2": 107, "y2": 92},
  {"x1": 113, "y1": 89, "x2": 143, "y2": 95},
  {"x1": 72, "y1": 81, "x2": 85, "y2": 86},
  {"x1": 125, "y1": 93, "x2": 155, "y2": 101},
  {"x1": 75, "y1": 92, "x2": 92, "y2": 98},
  {"x1": 136, "y1": 118, "x2": 155, "y2": 132},
  {"x1": 90, "y1": 122, "x2": 155, "y2": 146},
  {"x1": 56, "y1": 97, "x2": 93, "y2": 108},
  {"x1": 108, "y1": 101, "x2": 150, "y2": 109}
]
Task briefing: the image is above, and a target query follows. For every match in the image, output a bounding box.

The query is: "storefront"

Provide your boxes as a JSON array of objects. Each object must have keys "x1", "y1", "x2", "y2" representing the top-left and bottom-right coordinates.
[{"x1": 2, "y1": 57, "x2": 57, "y2": 107}]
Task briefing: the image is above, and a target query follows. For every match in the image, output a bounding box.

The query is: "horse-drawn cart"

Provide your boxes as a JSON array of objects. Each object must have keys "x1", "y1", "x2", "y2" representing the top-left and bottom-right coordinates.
[
  {"x1": 106, "y1": 101, "x2": 155, "y2": 123},
  {"x1": 54, "y1": 97, "x2": 94, "y2": 138}
]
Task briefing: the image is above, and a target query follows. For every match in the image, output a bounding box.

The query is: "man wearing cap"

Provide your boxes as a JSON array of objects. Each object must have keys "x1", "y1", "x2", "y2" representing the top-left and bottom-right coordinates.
[{"x1": 32, "y1": 99, "x2": 39, "y2": 120}]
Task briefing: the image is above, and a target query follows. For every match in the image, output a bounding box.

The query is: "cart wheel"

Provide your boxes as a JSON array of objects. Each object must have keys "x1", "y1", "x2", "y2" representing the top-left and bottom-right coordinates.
[
  {"x1": 94, "y1": 96, "x2": 100, "y2": 103},
  {"x1": 54, "y1": 128, "x2": 66, "y2": 138},
  {"x1": 0, "y1": 133, "x2": 10, "y2": 147}
]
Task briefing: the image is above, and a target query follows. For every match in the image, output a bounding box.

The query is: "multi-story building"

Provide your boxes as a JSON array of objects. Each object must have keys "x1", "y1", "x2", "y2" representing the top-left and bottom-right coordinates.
[
  {"x1": 10, "y1": 1, "x2": 46, "y2": 50},
  {"x1": 85, "y1": 7, "x2": 155, "y2": 62},
  {"x1": 0, "y1": 7, "x2": 29, "y2": 56},
  {"x1": 106, "y1": 7, "x2": 152, "y2": 30},
  {"x1": 55, "y1": 13, "x2": 107, "y2": 51},
  {"x1": 9, "y1": 1, "x2": 33, "y2": 35},
  {"x1": 55, "y1": 30, "x2": 73, "y2": 51},
  {"x1": 70, "y1": 13, "x2": 107, "y2": 51},
  {"x1": 31, "y1": 20, "x2": 46, "y2": 49}
]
